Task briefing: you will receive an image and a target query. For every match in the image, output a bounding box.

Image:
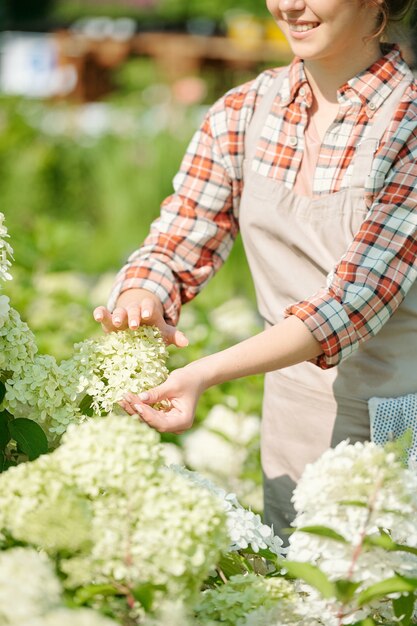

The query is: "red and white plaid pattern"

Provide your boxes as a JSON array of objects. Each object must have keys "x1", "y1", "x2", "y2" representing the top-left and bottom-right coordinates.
[{"x1": 109, "y1": 45, "x2": 417, "y2": 368}]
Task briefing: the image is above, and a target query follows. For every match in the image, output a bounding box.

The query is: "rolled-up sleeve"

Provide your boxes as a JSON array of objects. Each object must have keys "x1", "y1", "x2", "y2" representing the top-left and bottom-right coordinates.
[
  {"x1": 286, "y1": 125, "x2": 417, "y2": 369},
  {"x1": 108, "y1": 106, "x2": 241, "y2": 325}
]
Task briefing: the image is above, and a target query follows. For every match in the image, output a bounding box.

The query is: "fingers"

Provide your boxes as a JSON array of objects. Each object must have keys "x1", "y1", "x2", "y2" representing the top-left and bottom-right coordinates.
[
  {"x1": 124, "y1": 385, "x2": 166, "y2": 407},
  {"x1": 93, "y1": 306, "x2": 119, "y2": 333},
  {"x1": 126, "y1": 400, "x2": 190, "y2": 434},
  {"x1": 93, "y1": 299, "x2": 189, "y2": 346},
  {"x1": 118, "y1": 396, "x2": 180, "y2": 433}
]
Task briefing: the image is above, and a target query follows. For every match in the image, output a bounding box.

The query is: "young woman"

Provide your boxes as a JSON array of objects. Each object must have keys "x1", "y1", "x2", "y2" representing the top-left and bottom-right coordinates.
[{"x1": 94, "y1": 0, "x2": 417, "y2": 539}]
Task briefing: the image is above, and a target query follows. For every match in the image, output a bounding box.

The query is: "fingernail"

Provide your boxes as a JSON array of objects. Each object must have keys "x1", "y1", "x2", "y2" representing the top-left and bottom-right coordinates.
[
  {"x1": 142, "y1": 310, "x2": 150, "y2": 319},
  {"x1": 113, "y1": 316, "x2": 121, "y2": 324},
  {"x1": 134, "y1": 404, "x2": 144, "y2": 415},
  {"x1": 139, "y1": 392, "x2": 150, "y2": 401},
  {"x1": 94, "y1": 313, "x2": 103, "y2": 321},
  {"x1": 130, "y1": 320, "x2": 138, "y2": 328}
]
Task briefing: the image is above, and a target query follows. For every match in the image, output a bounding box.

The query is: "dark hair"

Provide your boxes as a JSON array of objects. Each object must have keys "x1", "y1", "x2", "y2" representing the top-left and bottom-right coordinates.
[{"x1": 370, "y1": 0, "x2": 417, "y2": 36}]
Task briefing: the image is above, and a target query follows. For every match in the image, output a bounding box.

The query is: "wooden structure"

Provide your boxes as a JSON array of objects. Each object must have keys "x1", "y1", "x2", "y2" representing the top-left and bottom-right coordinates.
[{"x1": 53, "y1": 30, "x2": 293, "y2": 101}]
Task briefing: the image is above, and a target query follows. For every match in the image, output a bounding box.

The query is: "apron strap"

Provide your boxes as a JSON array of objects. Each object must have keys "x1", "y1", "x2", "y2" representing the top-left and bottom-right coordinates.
[
  {"x1": 350, "y1": 71, "x2": 413, "y2": 189},
  {"x1": 244, "y1": 68, "x2": 289, "y2": 166}
]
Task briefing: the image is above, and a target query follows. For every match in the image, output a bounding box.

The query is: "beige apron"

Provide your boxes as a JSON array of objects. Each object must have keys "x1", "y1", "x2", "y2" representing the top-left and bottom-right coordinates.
[{"x1": 239, "y1": 69, "x2": 416, "y2": 538}]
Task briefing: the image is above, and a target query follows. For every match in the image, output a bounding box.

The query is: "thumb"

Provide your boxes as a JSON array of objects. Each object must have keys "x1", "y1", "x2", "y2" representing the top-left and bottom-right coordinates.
[
  {"x1": 135, "y1": 383, "x2": 170, "y2": 405},
  {"x1": 162, "y1": 321, "x2": 189, "y2": 348}
]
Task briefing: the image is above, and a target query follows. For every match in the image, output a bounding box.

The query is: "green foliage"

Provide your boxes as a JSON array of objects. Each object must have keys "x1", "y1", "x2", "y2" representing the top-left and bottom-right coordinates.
[
  {"x1": 297, "y1": 525, "x2": 348, "y2": 544},
  {"x1": 357, "y1": 576, "x2": 417, "y2": 608},
  {"x1": 8, "y1": 418, "x2": 49, "y2": 460},
  {"x1": 393, "y1": 594, "x2": 416, "y2": 626},
  {"x1": 0, "y1": 410, "x2": 12, "y2": 450},
  {"x1": 0, "y1": 405, "x2": 49, "y2": 468},
  {"x1": 52, "y1": 0, "x2": 270, "y2": 24},
  {"x1": 282, "y1": 560, "x2": 336, "y2": 599}
]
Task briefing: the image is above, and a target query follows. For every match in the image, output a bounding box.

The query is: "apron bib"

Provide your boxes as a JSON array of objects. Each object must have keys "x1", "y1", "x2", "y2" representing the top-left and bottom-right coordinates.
[{"x1": 239, "y1": 68, "x2": 416, "y2": 537}]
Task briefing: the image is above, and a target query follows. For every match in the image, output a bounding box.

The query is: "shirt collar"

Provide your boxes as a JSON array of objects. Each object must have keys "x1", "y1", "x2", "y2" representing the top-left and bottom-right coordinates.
[{"x1": 280, "y1": 44, "x2": 410, "y2": 115}]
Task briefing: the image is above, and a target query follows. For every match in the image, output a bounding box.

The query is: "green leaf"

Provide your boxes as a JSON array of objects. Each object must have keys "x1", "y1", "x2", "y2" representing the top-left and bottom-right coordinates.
[
  {"x1": 0, "y1": 381, "x2": 6, "y2": 404},
  {"x1": 78, "y1": 394, "x2": 94, "y2": 417},
  {"x1": 349, "y1": 619, "x2": 377, "y2": 626},
  {"x1": 298, "y1": 525, "x2": 348, "y2": 544},
  {"x1": 132, "y1": 583, "x2": 164, "y2": 612},
  {"x1": 0, "y1": 410, "x2": 12, "y2": 450},
  {"x1": 357, "y1": 576, "x2": 417, "y2": 607},
  {"x1": 339, "y1": 500, "x2": 368, "y2": 508},
  {"x1": 283, "y1": 561, "x2": 335, "y2": 599},
  {"x1": 74, "y1": 584, "x2": 120, "y2": 605},
  {"x1": 364, "y1": 531, "x2": 417, "y2": 558},
  {"x1": 393, "y1": 593, "x2": 415, "y2": 625},
  {"x1": 8, "y1": 418, "x2": 48, "y2": 460},
  {"x1": 334, "y1": 579, "x2": 361, "y2": 603},
  {"x1": 218, "y1": 553, "x2": 249, "y2": 578}
]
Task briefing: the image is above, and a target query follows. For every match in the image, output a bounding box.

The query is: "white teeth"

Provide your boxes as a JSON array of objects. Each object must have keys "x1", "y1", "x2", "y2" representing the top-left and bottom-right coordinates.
[{"x1": 290, "y1": 23, "x2": 319, "y2": 32}]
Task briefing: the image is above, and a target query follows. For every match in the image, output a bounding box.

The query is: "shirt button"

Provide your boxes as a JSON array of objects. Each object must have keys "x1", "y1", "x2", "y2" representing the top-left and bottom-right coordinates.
[
  {"x1": 289, "y1": 136, "x2": 298, "y2": 147},
  {"x1": 368, "y1": 101, "x2": 376, "y2": 110},
  {"x1": 299, "y1": 87, "x2": 306, "y2": 97}
]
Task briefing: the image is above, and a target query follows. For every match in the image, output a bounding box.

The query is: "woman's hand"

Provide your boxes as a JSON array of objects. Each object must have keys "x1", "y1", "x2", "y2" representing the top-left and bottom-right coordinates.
[
  {"x1": 120, "y1": 367, "x2": 205, "y2": 434},
  {"x1": 93, "y1": 288, "x2": 188, "y2": 348}
]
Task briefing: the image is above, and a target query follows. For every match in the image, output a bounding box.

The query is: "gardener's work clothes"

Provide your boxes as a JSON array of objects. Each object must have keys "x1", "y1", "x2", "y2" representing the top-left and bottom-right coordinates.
[
  {"x1": 109, "y1": 45, "x2": 417, "y2": 373},
  {"x1": 239, "y1": 65, "x2": 416, "y2": 539},
  {"x1": 109, "y1": 46, "x2": 417, "y2": 537}
]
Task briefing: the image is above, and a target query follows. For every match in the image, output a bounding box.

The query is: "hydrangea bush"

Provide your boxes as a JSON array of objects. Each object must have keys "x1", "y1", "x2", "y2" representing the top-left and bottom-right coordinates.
[
  {"x1": 0, "y1": 212, "x2": 168, "y2": 454},
  {"x1": 2, "y1": 211, "x2": 417, "y2": 625}
]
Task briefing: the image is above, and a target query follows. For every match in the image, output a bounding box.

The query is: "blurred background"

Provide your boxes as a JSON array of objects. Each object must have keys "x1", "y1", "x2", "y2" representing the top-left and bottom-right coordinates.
[
  {"x1": 0, "y1": 0, "x2": 416, "y2": 507},
  {"x1": 0, "y1": 0, "x2": 296, "y2": 350}
]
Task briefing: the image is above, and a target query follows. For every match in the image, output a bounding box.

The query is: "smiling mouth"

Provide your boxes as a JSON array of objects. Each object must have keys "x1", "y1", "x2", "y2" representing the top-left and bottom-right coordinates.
[{"x1": 288, "y1": 22, "x2": 320, "y2": 32}]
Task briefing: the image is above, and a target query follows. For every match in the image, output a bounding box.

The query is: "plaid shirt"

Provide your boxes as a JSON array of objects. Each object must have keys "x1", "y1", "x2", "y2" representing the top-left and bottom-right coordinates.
[{"x1": 110, "y1": 45, "x2": 417, "y2": 369}]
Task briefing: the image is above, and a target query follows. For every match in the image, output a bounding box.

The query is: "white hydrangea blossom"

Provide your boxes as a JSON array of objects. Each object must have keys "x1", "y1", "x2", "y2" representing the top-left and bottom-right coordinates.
[
  {"x1": 288, "y1": 440, "x2": 417, "y2": 623},
  {"x1": 4, "y1": 353, "x2": 83, "y2": 440},
  {"x1": 2, "y1": 320, "x2": 168, "y2": 444},
  {"x1": 1, "y1": 213, "x2": 169, "y2": 448},
  {"x1": 209, "y1": 297, "x2": 261, "y2": 341},
  {"x1": 0, "y1": 548, "x2": 61, "y2": 624},
  {"x1": 0, "y1": 212, "x2": 13, "y2": 282},
  {"x1": 0, "y1": 548, "x2": 117, "y2": 626},
  {"x1": 0, "y1": 415, "x2": 229, "y2": 610},
  {"x1": 195, "y1": 573, "x2": 302, "y2": 626},
  {"x1": 170, "y1": 465, "x2": 285, "y2": 557},
  {"x1": 0, "y1": 306, "x2": 38, "y2": 375},
  {"x1": 0, "y1": 294, "x2": 10, "y2": 328},
  {"x1": 183, "y1": 404, "x2": 263, "y2": 512},
  {"x1": 184, "y1": 404, "x2": 259, "y2": 477},
  {"x1": 71, "y1": 326, "x2": 169, "y2": 414},
  {"x1": 0, "y1": 453, "x2": 92, "y2": 553}
]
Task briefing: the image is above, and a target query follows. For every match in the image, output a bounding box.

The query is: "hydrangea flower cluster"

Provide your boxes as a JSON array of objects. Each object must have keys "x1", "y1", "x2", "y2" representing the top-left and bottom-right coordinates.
[
  {"x1": 1, "y1": 316, "x2": 168, "y2": 444},
  {"x1": 0, "y1": 212, "x2": 13, "y2": 282},
  {"x1": 2, "y1": 324, "x2": 168, "y2": 444},
  {"x1": 196, "y1": 573, "x2": 317, "y2": 626},
  {"x1": 0, "y1": 548, "x2": 118, "y2": 626},
  {"x1": 0, "y1": 212, "x2": 169, "y2": 445},
  {"x1": 170, "y1": 465, "x2": 285, "y2": 557},
  {"x1": 288, "y1": 440, "x2": 417, "y2": 623},
  {"x1": 0, "y1": 548, "x2": 62, "y2": 624},
  {"x1": 183, "y1": 403, "x2": 262, "y2": 510},
  {"x1": 71, "y1": 325, "x2": 168, "y2": 415},
  {"x1": 0, "y1": 414, "x2": 229, "y2": 613},
  {"x1": 0, "y1": 306, "x2": 38, "y2": 374}
]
